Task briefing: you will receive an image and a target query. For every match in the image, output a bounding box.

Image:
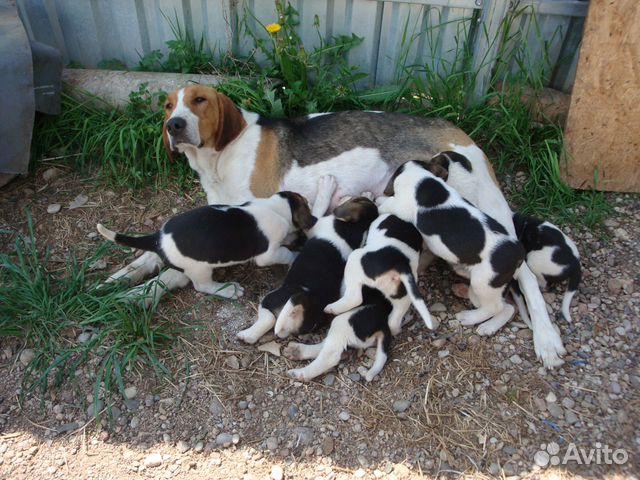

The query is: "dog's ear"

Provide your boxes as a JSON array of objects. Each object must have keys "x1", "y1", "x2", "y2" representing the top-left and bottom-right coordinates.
[
  {"x1": 214, "y1": 93, "x2": 247, "y2": 151},
  {"x1": 281, "y1": 192, "x2": 317, "y2": 230},
  {"x1": 334, "y1": 197, "x2": 378, "y2": 224},
  {"x1": 426, "y1": 154, "x2": 450, "y2": 181},
  {"x1": 383, "y1": 164, "x2": 406, "y2": 196},
  {"x1": 162, "y1": 121, "x2": 174, "y2": 161}
]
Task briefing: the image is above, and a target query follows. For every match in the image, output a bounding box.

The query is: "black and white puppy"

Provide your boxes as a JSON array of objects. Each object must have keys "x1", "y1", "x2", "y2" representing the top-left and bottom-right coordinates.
[
  {"x1": 236, "y1": 196, "x2": 379, "y2": 344},
  {"x1": 324, "y1": 213, "x2": 438, "y2": 334},
  {"x1": 512, "y1": 213, "x2": 581, "y2": 322},
  {"x1": 97, "y1": 191, "x2": 315, "y2": 299},
  {"x1": 285, "y1": 286, "x2": 393, "y2": 382},
  {"x1": 378, "y1": 156, "x2": 525, "y2": 336}
]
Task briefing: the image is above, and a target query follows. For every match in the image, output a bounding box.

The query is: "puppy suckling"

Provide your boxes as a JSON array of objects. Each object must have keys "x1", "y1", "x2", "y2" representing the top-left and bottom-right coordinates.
[
  {"x1": 378, "y1": 155, "x2": 525, "y2": 336},
  {"x1": 285, "y1": 286, "x2": 393, "y2": 382},
  {"x1": 97, "y1": 191, "x2": 315, "y2": 299},
  {"x1": 512, "y1": 213, "x2": 581, "y2": 322},
  {"x1": 236, "y1": 196, "x2": 379, "y2": 344},
  {"x1": 325, "y1": 213, "x2": 438, "y2": 334}
]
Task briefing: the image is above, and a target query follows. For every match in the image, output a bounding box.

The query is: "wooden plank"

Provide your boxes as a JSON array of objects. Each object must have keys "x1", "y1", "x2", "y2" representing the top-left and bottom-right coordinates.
[
  {"x1": 562, "y1": 0, "x2": 640, "y2": 192},
  {"x1": 468, "y1": 0, "x2": 510, "y2": 103},
  {"x1": 519, "y1": 0, "x2": 588, "y2": 17},
  {"x1": 366, "y1": 0, "x2": 480, "y2": 9}
]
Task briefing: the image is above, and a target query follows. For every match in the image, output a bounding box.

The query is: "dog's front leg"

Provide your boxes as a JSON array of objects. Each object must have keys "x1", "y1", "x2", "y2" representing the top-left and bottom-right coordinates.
[
  {"x1": 237, "y1": 307, "x2": 276, "y2": 344},
  {"x1": 517, "y1": 265, "x2": 565, "y2": 367},
  {"x1": 105, "y1": 251, "x2": 164, "y2": 285}
]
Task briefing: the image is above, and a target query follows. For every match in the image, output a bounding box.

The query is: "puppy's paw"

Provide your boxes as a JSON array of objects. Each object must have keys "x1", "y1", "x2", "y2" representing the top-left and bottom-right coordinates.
[
  {"x1": 317, "y1": 175, "x2": 338, "y2": 195},
  {"x1": 323, "y1": 303, "x2": 338, "y2": 315},
  {"x1": 364, "y1": 371, "x2": 378, "y2": 382},
  {"x1": 451, "y1": 283, "x2": 470, "y2": 299},
  {"x1": 456, "y1": 310, "x2": 482, "y2": 326},
  {"x1": 287, "y1": 368, "x2": 309, "y2": 381},
  {"x1": 476, "y1": 320, "x2": 500, "y2": 336},
  {"x1": 283, "y1": 343, "x2": 304, "y2": 360},
  {"x1": 360, "y1": 191, "x2": 375, "y2": 201},
  {"x1": 375, "y1": 195, "x2": 389, "y2": 207},
  {"x1": 534, "y1": 329, "x2": 566, "y2": 368},
  {"x1": 215, "y1": 283, "x2": 245, "y2": 299},
  {"x1": 236, "y1": 328, "x2": 260, "y2": 345}
]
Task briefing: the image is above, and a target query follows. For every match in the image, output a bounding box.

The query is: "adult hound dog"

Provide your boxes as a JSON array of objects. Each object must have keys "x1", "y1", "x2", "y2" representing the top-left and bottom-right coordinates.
[{"x1": 105, "y1": 85, "x2": 566, "y2": 367}]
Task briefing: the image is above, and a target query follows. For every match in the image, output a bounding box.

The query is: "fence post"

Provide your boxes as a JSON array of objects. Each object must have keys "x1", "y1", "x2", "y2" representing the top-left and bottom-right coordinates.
[{"x1": 468, "y1": 0, "x2": 510, "y2": 104}]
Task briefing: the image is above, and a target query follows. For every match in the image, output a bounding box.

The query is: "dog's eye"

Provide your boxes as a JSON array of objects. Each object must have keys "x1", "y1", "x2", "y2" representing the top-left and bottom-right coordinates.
[
  {"x1": 165, "y1": 103, "x2": 173, "y2": 110},
  {"x1": 194, "y1": 97, "x2": 206, "y2": 104}
]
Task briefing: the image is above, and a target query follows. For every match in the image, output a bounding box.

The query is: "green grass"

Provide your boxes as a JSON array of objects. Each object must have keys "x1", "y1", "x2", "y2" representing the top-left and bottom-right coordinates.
[{"x1": 0, "y1": 214, "x2": 183, "y2": 418}]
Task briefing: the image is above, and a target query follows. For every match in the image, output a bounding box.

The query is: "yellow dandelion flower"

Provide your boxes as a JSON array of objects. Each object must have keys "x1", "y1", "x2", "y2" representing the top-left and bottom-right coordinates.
[{"x1": 266, "y1": 23, "x2": 281, "y2": 34}]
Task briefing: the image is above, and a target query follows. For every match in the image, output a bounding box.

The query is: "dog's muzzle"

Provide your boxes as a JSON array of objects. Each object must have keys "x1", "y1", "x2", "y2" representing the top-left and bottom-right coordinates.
[{"x1": 166, "y1": 116, "x2": 198, "y2": 150}]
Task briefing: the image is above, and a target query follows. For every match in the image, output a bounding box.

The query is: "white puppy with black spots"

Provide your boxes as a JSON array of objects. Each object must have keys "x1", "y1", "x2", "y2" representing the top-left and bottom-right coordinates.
[
  {"x1": 512, "y1": 213, "x2": 581, "y2": 323},
  {"x1": 377, "y1": 155, "x2": 525, "y2": 335},
  {"x1": 97, "y1": 191, "x2": 315, "y2": 304}
]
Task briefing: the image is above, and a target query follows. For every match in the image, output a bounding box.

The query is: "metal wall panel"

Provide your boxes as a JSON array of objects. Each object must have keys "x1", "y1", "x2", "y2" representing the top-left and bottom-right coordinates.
[{"x1": 15, "y1": 0, "x2": 588, "y2": 93}]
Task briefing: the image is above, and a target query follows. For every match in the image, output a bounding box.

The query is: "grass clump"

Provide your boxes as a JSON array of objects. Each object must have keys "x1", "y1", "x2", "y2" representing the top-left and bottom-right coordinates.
[
  {"x1": 32, "y1": 84, "x2": 192, "y2": 190},
  {"x1": 0, "y1": 214, "x2": 180, "y2": 415}
]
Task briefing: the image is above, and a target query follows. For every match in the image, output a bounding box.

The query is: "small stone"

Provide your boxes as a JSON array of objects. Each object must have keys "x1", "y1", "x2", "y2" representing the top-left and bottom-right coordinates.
[
  {"x1": 232, "y1": 434, "x2": 240, "y2": 445},
  {"x1": 257, "y1": 341, "x2": 281, "y2": 357},
  {"x1": 143, "y1": 453, "x2": 163, "y2": 468},
  {"x1": 110, "y1": 406, "x2": 121, "y2": 420},
  {"x1": 130, "y1": 417, "x2": 140, "y2": 429},
  {"x1": 610, "y1": 382, "x2": 621, "y2": 394},
  {"x1": 430, "y1": 303, "x2": 447, "y2": 312},
  {"x1": 547, "y1": 402, "x2": 564, "y2": 419},
  {"x1": 47, "y1": 466, "x2": 57, "y2": 474},
  {"x1": 323, "y1": 374, "x2": 335, "y2": 386},
  {"x1": 293, "y1": 427, "x2": 314, "y2": 446},
  {"x1": 287, "y1": 404, "x2": 298, "y2": 419},
  {"x1": 177, "y1": 440, "x2": 190, "y2": 454},
  {"x1": 238, "y1": 401, "x2": 248, "y2": 410},
  {"x1": 437, "y1": 349, "x2": 450, "y2": 359},
  {"x1": 354, "y1": 468, "x2": 366, "y2": 478},
  {"x1": 565, "y1": 410, "x2": 579, "y2": 424},
  {"x1": 509, "y1": 354, "x2": 522, "y2": 365},
  {"x1": 545, "y1": 392, "x2": 557, "y2": 403},
  {"x1": 123, "y1": 386, "x2": 137, "y2": 400},
  {"x1": 77, "y1": 332, "x2": 92, "y2": 343},
  {"x1": 348, "y1": 373, "x2": 361, "y2": 382},
  {"x1": 339, "y1": 411, "x2": 350, "y2": 421},
  {"x1": 19, "y1": 349, "x2": 35, "y2": 366},
  {"x1": 216, "y1": 433, "x2": 233, "y2": 447},
  {"x1": 266, "y1": 436, "x2": 279, "y2": 451},
  {"x1": 270, "y1": 465, "x2": 284, "y2": 480},
  {"x1": 516, "y1": 329, "x2": 533, "y2": 340},
  {"x1": 561, "y1": 398, "x2": 575, "y2": 409},
  {"x1": 124, "y1": 399, "x2": 139, "y2": 411},
  {"x1": 47, "y1": 204, "x2": 61, "y2": 214},
  {"x1": 431, "y1": 337, "x2": 447, "y2": 348},
  {"x1": 607, "y1": 278, "x2": 624, "y2": 294},
  {"x1": 226, "y1": 356, "x2": 240, "y2": 370},
  {"x1": 321, "y1": 437, "x2": 334, "y2": 455},
  {"x1": 392, "y1": 400, "x2": 411, "y2": 413},
  {"x1": 209, "y1": 398, "x2": 224, "y2": 417},
  {"x1": 87, "y1": 400, "x2": 104, "y2": 418},
  {"x1": 503, "y1": 445, "x2": 517, "y2": 455},
  {"x1": 42, "y1": 167, "x2": 61, "y2": 181},
  {"x1": 68, "y1": 194, "x2": 88, "y2": 209},
  {"x1": 144, "y1": 394, "x2": 154, "y2": 407},
  {"x1": 194, "y1": 441, "x2": 204, "y2": 453}
]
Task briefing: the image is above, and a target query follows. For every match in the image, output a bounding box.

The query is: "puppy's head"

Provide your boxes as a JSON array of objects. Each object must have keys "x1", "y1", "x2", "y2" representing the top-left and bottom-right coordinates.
[
  {"x1": 333, "y1": 196, "x2": 379, "y2": 226},
  {"x1": 512, "y1": 212, "x2": 542, "y2": 251},
  {"x1": 278, "y1": 191, "x2": 317, "y2": 231},
  {"x1": 425, "y1": 153, "x2": 451, "y2": 181},
  {"x1": 384, "y1": 160, "x2": 446, "y2": 196},
  {"x1": 162, "y1": 85, "x2": 247, "y2": 157}
]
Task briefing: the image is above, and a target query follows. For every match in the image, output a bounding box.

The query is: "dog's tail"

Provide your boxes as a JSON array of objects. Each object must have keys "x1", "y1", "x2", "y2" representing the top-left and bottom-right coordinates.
[
  {"x1": 97, "y1": 224, "x2": 160, "y2": 253},
  {"x1": 274, "y1": 292, "x2": 308, "y2": 339},
  {"x1": 399, "y1": 272, "x2": 438, "y2": 330},
  {"x1": 561, "y1": 264, "x2": 582, "y2": 322}
]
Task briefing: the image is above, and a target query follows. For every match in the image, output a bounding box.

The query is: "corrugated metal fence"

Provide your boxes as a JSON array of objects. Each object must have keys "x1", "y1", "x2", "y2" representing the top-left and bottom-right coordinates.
[{"x1": 16, "y1": 0, "x2": 588, "y2": 98}]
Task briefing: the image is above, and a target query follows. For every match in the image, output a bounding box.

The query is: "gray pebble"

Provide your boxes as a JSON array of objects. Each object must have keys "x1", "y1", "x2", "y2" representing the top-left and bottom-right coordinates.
[
  {"x1": 293, "y1": 427, "x2": 314, "y2": 446},
  {"x1": 287, "y1": 404, "x2": 299, "y2": 419},
  {"x1": 339, "y1": 411, "x2": 351, "y2": 421},
  {"x1": 323, "y1": 374, "x2": 335, "y2": 386},
  {"x1": 561, "y1": 397, "x2": 575, "y2": 409},
  {"x1": 565, "y1": 410, "x2": 579, "y2": 424},
  {"x1": 392, "y1": 400, "x2": 411, "y2": 413},
  {"x1": 130, "y1": 416, "x2": 140, "y2": 429},
  {"x1": 266, "y1": 436, "x2": 279, "y2": 451},
  {"x1": 177, "y1": 440, "x2": 190, "y2": 453},
  {"x1": 216, "y1": 433, "x2": 233, "y2": 447},
  {"x1": 209, "y1": 398, "x2": 224, "y2": 417},
  {"x1": 547, "y1": 402, "x2": 564, "y2": 419},
  {"x1": 143, "y1": 453, "x2": 162, "y2": 468},
  {"x1": 348, "y1": 373, "x2": 361, "y2": 382}
]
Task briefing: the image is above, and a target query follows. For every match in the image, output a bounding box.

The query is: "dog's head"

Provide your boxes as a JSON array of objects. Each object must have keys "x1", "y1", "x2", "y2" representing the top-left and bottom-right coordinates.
[
  {"x1": 333, "y1": 196, "x2": 379, "y2": 226},
  {"x1": 384, "y1": 159, "x2": 448, "y2": 196},
  {"x1": 278, "y1": 191, "x2": 317, "y2": 231},
  {"x1": 162, "y1": 86, "x2": 247, "y2": 158},
  {"x1": 512, "y1": 213, "x2": 543, "y2": 252}
]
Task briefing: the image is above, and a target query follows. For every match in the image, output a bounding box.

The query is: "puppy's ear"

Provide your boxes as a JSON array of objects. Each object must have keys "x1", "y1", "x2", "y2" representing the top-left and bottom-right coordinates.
[
  {"x1": 162, "y1": 121, "x2": 174, "y2": 161},
  {"x1": 426, "y1": 154, "x2": 450, "y2": 181},
  {"x1": 281, "y1": 192, "x2": 317, "y2": 230},
  {"x1": 214, "y1": 93, "x2": 247, "y2": 151},
  {"x1": 383, "y1": 164, "x2": 405, "y2": 196}
]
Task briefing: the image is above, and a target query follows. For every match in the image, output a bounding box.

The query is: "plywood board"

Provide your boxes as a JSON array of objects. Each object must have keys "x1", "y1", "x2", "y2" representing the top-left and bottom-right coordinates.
[{"x1": 562, "y1": 0, "x2": 640, "y2": 192}]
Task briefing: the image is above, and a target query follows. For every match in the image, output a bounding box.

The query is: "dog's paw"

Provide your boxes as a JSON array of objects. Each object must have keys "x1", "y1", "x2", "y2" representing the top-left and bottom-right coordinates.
[
  {"x1": 287, "y1": 368, "x2": 309, "y2": 381},
  {"x1": 323, "y1": 303, "x2": 337, "y2": 315},
  {"x1": 455, "y1": 310, "x2": 481, "y2": 326},
  {"x1": 476, "y1": 320, "x2": 500, "y2": 336},
  {"x1": 236, "y1": 328, "x2": 260, "y2": 345},
  {"x1": 215, "y1": 283, "x2": 245, "y2": 299},
  {"x1": 534, "y1": 328, "x2": 566, "y2": 368},
  {"x1": 283, "y1": 343, "x2": 304, "y2": 360},
  {"x1": 451, "y1": 283, "x2": 470, "y2": 299}
]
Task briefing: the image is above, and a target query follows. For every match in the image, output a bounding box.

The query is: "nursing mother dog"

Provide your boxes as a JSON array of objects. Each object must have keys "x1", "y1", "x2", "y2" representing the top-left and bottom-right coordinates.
[{"x1": 106, "y1": 84, "x2": 566, "y2": 368}]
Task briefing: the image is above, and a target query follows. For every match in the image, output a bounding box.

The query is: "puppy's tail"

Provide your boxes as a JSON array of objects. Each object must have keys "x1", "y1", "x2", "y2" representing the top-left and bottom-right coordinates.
[
  {"x1": 97, "y1": 224, "x2": 160, "y2": 253},
  {"x1": 399, "y1": 272, "x2": 438, "y2": 330},
  {"x1": 274, "y1": 293, "x2": 307, "y2": 339},
  {"x1": 561, "y1": 264, "x2": 582, "y2": 322}
]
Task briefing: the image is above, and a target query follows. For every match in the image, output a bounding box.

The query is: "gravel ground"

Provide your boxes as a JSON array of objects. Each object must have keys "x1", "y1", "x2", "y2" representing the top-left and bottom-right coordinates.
[{"x1": 0, "y1": 166, "x2": 638, "y2": 479}]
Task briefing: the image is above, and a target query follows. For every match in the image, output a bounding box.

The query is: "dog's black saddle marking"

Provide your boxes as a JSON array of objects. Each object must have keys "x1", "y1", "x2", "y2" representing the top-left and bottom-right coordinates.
[
  {"x1": 163, "y1": 205, "x2": 269, "y2": 263},
  {"x1": 377, "y1": 215, "x2": 423, "y2": 253},
  {"x1": 417, "y1": 207, "x2": 485, "y2": 265}
]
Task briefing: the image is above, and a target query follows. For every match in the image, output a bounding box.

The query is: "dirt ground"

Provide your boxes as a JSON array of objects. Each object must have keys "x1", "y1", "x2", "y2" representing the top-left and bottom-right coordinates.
[{"x1": 0, "y1": 164, "x2": 638, "y2": 480}]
